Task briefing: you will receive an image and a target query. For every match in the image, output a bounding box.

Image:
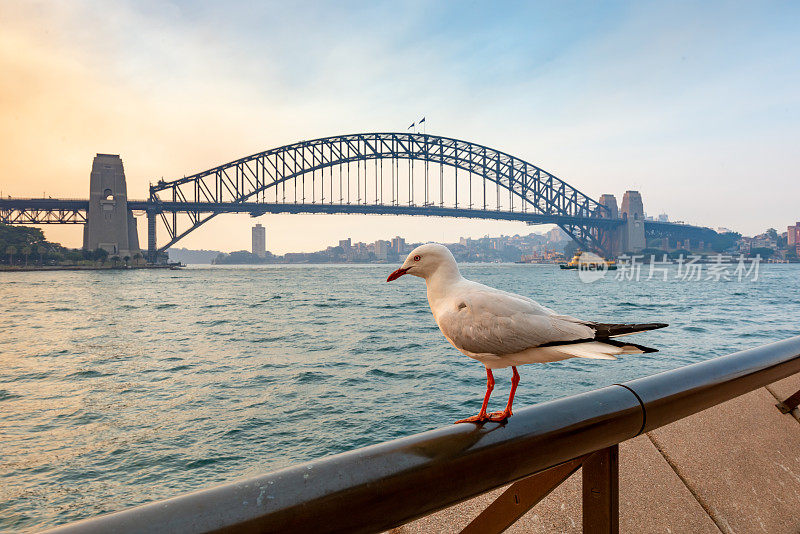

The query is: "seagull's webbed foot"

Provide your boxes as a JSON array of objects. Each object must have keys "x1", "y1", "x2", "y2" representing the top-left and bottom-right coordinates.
[
  {"x1": 454, "y1": 413, "x2": 490, "y2": 424},
  {"x1": 486, "y1": 410, "x2": 512, "y2": 422}
]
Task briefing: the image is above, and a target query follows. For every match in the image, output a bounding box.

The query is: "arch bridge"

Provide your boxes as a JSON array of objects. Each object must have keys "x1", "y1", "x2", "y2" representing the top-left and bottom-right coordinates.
[
  {"x1": 0, "y1": 132, "x2": 716, "y2": 259},
  {"x1": 147, "y1": 132, "x2": 624, "y2": 258}
]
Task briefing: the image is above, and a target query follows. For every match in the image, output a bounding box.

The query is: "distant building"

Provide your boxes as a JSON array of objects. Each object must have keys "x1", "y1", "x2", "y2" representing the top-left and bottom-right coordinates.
[
  {"x1": 391, "y1": 236, "x2": 406, "y2": 254},
  {"x1": 787, "y1": 223, "x2": 800, "y2": 245},
  {"x1": 546, "y1": 227, "x2": 565, "y2": 243},
  {"x1": 658, "y1": 213, "x2": 669, "y2": 222},
  {"x1": 788, "y1": 222, "x2": 800, "y2": 254},
  {"x1": 374, "y1": 240, "x2": 389, "y2": 260},
  {"x1": 751, "y1": 232, "x2": 778, "y2": 250},
  {"x1": 252, "y1": 224, "x2": 266, "y2": 258},
  {"x1": 339, "y1": 238, "x2": 351, "y2": 249}
]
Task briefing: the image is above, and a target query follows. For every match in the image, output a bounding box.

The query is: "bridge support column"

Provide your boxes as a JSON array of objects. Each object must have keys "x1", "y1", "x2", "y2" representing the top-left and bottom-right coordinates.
[{"x1": 147, "y1": 209, "x2": 157, "y2": 263}]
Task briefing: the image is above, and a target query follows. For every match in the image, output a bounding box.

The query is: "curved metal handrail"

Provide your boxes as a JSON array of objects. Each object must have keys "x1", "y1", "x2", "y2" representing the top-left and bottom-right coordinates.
[{"x1": 43, "y1": 336, "x2": 800, "y2": 534}]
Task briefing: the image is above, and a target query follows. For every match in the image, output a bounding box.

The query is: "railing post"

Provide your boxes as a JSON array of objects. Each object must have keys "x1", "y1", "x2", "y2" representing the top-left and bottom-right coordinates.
[
  {"x1": 582, "y1": 445, "x2": 619, "y2": 534},
  {"x1": 460, "y1": 456, "x2": 586, "y2": 534},
  {"x1": 776, "y1": 388, "x2": 800, "y2": 413}
]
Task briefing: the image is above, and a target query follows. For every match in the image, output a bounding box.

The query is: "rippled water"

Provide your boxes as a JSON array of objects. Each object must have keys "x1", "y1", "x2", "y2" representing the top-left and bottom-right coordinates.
[{"x1": 1, "y1": 263, "x2": 799, "y2": 532}]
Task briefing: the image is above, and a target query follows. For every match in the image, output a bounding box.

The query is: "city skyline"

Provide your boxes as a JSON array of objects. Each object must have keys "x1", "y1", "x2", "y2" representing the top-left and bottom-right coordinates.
[{"x1": 2, "y1": 1, "x2": 798, "y2": 253}]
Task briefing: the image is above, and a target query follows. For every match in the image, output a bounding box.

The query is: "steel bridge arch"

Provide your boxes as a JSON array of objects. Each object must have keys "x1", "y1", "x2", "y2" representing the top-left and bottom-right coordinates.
[{"x1": 148, "y1": 132, "x2": 611, "y2": 254}]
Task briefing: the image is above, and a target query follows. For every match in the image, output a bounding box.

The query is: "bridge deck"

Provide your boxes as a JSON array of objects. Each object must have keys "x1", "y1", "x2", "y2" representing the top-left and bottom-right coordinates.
[{"x1": 1, "y1": 197, "x2": 713, "y2": 233}]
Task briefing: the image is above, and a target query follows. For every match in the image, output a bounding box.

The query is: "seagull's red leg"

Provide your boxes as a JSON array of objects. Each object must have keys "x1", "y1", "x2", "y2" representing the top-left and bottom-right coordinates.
[
  {"x1": 488, "y1": 366, "x2": 520, "y2": 422},
  {"x1": 455, "y1": 367, "x2": 495, "y2": 424}
]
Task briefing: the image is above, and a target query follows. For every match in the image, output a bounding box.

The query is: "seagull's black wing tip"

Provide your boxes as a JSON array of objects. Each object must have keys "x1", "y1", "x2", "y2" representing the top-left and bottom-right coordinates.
[{"x1": 590, "y1": 322, "x2": 669, "y2": 337}]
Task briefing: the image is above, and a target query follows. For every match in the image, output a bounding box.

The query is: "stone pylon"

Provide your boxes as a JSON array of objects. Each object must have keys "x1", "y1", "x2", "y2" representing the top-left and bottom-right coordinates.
[
  {"x1": 597, "y1": 194, "x2": 619, "y2": 255},
  {"x1": 82, "y1": 154, "x2": 141, "y2": 258},
  {"x1": 618, "y1": 190, "x2": 646, "y2": 253}
]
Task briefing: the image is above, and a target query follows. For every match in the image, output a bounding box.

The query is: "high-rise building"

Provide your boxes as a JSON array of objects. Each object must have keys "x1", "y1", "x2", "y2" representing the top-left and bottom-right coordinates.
[
  {"x1": 391, "y1": 236, "x2": 406, "y2": 253},
  {"x1": 252, "y1": 223, "x2": 266, "y2": 258},
  {"x1": 374, "y1": 240, "x2": 389, "y2": 260},
  {"x1": 788, "y1": 223, "x2": 799, "y2": 246},
  {"x1": 788, "y1": 222, "x2": 800, "y2": 254},
  {"x1": 546, "y1": 227, "x2": 565, "y2": 243},
  {"x1": 338, "y1": 238, "x2": 351, "y2": 249}
]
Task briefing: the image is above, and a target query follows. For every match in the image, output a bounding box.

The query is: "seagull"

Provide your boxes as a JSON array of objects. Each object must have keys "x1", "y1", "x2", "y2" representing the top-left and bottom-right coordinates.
[{"x1": 386, "y1": 243, "x2": 667, "y2": 424}]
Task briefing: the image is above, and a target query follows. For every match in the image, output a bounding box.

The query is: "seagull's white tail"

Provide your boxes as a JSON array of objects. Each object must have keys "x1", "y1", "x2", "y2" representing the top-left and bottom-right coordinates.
[
  {"x1": 492, "y1": 339, "x2": 658, "y2": 367},
  {"x1": 554, "y1": 340, "x2": 650, "y2": 360}
]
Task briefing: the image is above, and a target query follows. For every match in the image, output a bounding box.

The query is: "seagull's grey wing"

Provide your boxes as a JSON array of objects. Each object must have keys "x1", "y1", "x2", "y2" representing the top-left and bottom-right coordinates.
[{"x1": 437, "y1": 289, "x2": 594, "y2": 355}]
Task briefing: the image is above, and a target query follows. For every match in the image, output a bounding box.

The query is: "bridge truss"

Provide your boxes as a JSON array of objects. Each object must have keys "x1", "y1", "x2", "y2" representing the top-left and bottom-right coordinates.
[
  {"x1": 148, "y1": 132, "x2": 612, "y2": 255},
  {"x1": 0, "y1": 199, "x2": 88, "y2": 225}
]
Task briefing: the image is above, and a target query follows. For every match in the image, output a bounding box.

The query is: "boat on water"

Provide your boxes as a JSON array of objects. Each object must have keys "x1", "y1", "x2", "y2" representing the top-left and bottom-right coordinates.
[{"x1": 559, "y1": 251, "x2": 617, "y2": 271}]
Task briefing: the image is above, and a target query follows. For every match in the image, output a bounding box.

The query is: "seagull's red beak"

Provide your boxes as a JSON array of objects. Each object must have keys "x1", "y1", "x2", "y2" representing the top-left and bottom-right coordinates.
[{"x1": 386, "y1": 267, "x2": 409, "y2": 282}]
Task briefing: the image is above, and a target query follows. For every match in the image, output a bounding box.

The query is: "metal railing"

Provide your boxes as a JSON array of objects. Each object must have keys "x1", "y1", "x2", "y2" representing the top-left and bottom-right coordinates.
[{"x1": 44, "y1": 336, "x2": 800, "y2": 534}]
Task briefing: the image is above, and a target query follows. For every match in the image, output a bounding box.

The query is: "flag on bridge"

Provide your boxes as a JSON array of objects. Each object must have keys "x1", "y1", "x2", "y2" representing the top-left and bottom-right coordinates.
[
  {"x1": 408, "y1": 122, "x2": 415, "y2": 130},
  {"x1": 419, "y1": 117, "x2": 426, "y2": 124}
]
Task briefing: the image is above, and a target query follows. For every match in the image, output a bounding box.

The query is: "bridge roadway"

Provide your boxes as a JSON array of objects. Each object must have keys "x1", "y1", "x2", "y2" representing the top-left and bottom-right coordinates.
[{"x1": 0, "y1": 196, "x2": 709, "y2": 236}]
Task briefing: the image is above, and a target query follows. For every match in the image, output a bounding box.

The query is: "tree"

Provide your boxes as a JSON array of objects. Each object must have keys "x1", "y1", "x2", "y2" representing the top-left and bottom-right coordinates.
[
  {"x1": 563, "y1": 240, "x2": 580, "y2": 259},
  {"x1": 21, "y1": 246, "x2": 31, "y2": 266},
  {"x1": 710, "y1": 232, "x2": 742, "y2": 253},
  {"x1": 6, "y1": 245, "x2": 16, "y2": 265},
  {"x1": 766, "y1": 228, "x2": 778, "y2": 241},
  {"x1": 133, "y1": 252, "x2": 143, "y2": 266},
  {"x1": 110, "y1": 255, "x2": 120, "y2": 267},
  {"x1": 123, "y1": 255, "x2": 131, "y2": 267},
  {"x1": 94, "y1": 248, "x2": 109, "y2": 266},
  {"x1": 65, "y1": 250, "x2": 84, "y2": 264},
  {"x1": 37, "y1": 245, "x2": 47, "y2": 265},
  {"x1": 668, "y1": 248, "x2": 692, "y2": 259},
  {"x1": 750, "y1": 247, "x2": 774, "y2": 259}
]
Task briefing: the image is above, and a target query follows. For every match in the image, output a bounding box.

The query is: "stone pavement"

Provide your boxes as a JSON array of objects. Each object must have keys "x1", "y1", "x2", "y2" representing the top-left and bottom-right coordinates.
[{"x1": 390, "y1": 373, "x2": 800, "y2": 534}]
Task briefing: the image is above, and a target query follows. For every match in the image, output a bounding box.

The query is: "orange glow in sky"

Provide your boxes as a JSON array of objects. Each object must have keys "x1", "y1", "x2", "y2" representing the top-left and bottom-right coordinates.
[{"x1": 2, "y1": 2, "x2": 798, "y2": 252}]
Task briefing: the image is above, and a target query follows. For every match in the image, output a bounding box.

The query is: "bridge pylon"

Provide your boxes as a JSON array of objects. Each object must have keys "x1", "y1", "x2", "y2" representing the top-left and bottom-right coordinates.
[{"x1": 82, "y1": 154, "x2": 141, "y2": 259}]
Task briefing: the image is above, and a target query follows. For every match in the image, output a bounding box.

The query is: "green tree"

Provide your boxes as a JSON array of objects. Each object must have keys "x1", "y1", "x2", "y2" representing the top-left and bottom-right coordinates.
[
  {"x1": 123, "y1": 255, "x2": 130, "y2": 267},
  {"x1": 65, "y1": 250, "x2": 84, "y2": 264},
  {"x1": 37, "y1": 245, "x2": 47, "y2": 265},
  {"x1": 133, "y1": 252, "x2": 143, "y2": 266},
  {"x1": 750, "y1": 247, "x2": 774, "y2": 259},
  {"x1": 668, "y1": 248, "x2": 692, "y2": 259},
  {"x1": 6, "y1": 245, "x2": 16, "y2": 265},
  {"x1": 21, "y1": 245, "x2": 31, "y2": 266},
  {"x1": 94, "y1": 248, "x2": 109, "y2": 266},
  {"x1": 110, "y1": 255, "x2": 120, "y2": 267},
  {"x1": 766, "y1": 228, "x2": 778, "y2": 241},
  {"x1": 563, "y1": 240, "x2": 580, "y2": 259},
  {"x1": 711, "y1": 232, "x2": 742, "y2": 253}
]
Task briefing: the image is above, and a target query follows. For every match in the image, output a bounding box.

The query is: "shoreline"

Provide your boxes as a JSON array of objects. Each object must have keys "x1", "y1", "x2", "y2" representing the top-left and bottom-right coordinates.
[{"x1": 0, "y1": 264, "x2": 181, "y2": 272}]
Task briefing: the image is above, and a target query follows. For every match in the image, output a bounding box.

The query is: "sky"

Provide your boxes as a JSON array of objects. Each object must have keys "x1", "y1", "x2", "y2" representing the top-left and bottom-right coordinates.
[{"x1": 1, "y1": 1, "x2": 798, "y2": 253}]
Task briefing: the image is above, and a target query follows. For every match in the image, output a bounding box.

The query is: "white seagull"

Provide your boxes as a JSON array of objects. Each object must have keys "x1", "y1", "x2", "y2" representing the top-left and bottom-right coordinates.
[{"x1": 386, "y1": 243, "x2": 667, "y2": 424}]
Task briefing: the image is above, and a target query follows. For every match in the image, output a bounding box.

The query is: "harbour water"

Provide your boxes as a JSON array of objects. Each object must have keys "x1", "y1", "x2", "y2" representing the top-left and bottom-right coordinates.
[{"x1": 2, "y1": 263, "x2": 798, "y2": 532}]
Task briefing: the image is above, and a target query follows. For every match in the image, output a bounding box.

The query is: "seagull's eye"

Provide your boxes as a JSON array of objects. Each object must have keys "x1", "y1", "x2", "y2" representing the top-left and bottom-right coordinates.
[{"x1": 413, "y1": 255, "x2": 421, "y2": 261}]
